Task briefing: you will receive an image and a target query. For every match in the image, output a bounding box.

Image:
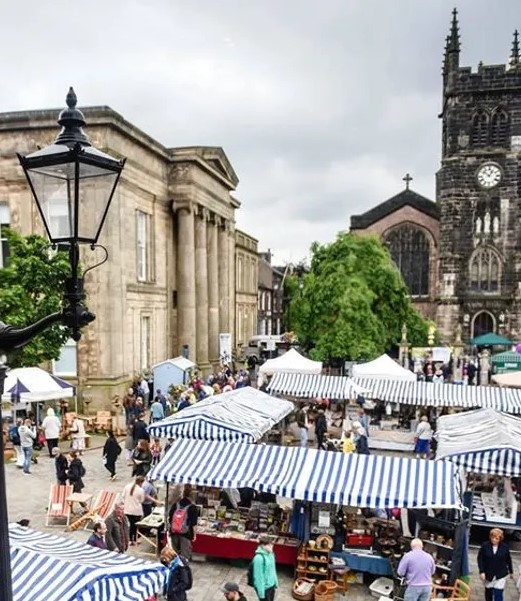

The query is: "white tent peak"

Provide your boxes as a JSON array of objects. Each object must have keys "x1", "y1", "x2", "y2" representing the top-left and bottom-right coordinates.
[
  {"x1": 258, "y1": 348, "x2": 322, "y2": 376},
  {"x1": 1, "y1": 367, "x2": 74, "y2": 402},
  {"x1": 351, "y1": 354, "x2": 416, "y2": 381}
]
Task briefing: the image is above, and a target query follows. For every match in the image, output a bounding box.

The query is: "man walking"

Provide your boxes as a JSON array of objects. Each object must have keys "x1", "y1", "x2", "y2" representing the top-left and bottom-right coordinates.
[
  {"x1": 18, "y1": 419, "x2": 36, "y2": 475},
  {"x1": 105, "y1": 503, "x2": 130, "y2": 553},
  {"x1": 252, "y1": 535, "x2": 278, "y2": 601},
  {"x1": 296, "y1": 405, "x2": 309, "y2": 448},
  {"x1": 221, "y1": 582, "x2": 248, "y2": 601},
  {"x1": 397, "y1": 538, "x2": 435, "y2": 601}
]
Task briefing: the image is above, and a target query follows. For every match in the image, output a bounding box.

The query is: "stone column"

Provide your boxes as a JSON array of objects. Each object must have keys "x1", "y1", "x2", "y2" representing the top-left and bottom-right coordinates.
[
  {"x1": 218, "y1": 220, "x2": 230, "y2": 343},
  {"x1": 195, "y1": 207, "x2": 210, "y2": 371},
  {"x1": 176, "y1": 203, "x2": 196, "y2": 360},
  {"x1": 207, "y1": 216, "x2": 219, "y2": 365},
  {"x1": 228, "y1": 221, "x2": 236, "y2": 354}
]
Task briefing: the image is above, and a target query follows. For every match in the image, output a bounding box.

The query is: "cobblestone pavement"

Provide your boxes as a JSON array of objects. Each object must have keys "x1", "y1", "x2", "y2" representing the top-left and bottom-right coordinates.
[{"x1": 5, "y1": 438, "x2": 520, "y2": 601}]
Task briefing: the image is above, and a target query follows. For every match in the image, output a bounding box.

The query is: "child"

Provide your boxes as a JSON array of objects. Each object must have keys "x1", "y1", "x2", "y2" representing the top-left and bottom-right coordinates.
[{"x1": 151, "y1": 437, "x2": 162, "y2": 466}]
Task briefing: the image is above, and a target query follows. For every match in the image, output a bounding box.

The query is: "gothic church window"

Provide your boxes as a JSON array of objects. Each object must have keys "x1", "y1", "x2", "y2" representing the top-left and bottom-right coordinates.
[
  {"x1": 469, "y1": 246, "x2": 501, "y2": 292},
  {"x1": 470, "y1": 110, "x2": 489, "y2": 147},
  {"x1": 472, "y1": 311, "x2": 495, "y2": 338},
  {"x1": 384, "y1": 226, "x2": 430, "y2": 297},
  {"x1": 490, "y1": 109, "x2": 509, "y2": 147}
]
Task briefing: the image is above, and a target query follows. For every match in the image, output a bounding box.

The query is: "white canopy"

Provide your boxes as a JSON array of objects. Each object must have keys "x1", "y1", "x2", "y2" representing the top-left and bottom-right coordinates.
[
  {"x1": 492, "y1": 371, "x2": 521, "y2": 388},
  {"x1": 258, "y1": 348, "x2": 322, "y2": 376},
  {"x1": 1, "y1": 367, "x2": 74, "y2": 402},
  {"x1": 436, "y1": 408, "x2": 521, "y2": 476},
  {"x1": 351, "y1": 354, "x2": 416, "y2": 381}
]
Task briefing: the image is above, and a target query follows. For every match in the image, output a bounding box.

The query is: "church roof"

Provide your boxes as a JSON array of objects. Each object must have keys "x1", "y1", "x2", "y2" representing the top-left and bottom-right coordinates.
[{"x1": 350, "y1": 188, "x2": 439, "y2": 230}]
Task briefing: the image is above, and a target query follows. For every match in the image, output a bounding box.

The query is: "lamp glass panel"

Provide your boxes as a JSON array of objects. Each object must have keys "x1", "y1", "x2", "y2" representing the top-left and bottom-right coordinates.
[{"x1": 78, "y1": 164, "x2": 118, "y2": 242}]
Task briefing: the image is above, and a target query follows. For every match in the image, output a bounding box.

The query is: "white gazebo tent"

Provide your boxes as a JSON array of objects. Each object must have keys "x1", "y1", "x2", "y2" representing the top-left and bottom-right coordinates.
[
  {"x1": 258, "y1": 348, "x2": 322, "y2": 376},
  {"x1": 351, "y1": 354, "x2": 416, "y2": 381},
  {"x1": 492, "y1": 371, "x2": 521, "y2": 388}
]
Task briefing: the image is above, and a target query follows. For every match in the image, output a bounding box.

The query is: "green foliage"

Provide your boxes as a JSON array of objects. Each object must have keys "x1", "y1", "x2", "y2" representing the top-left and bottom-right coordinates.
[
  {"x1": 0, "y1": 229, "x2": 71, "y2": 367},
  {"x1": 290, "y1": 233, "x2": 429, "y2": 361}
]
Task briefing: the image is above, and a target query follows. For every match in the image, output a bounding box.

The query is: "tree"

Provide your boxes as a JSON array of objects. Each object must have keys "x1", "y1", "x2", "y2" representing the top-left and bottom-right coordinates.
[
  {"x1": 290, "y1": 233, "x2": 429, "y2": 362},
  {"x1": 0, "y1": 229, "x2": 71, "y2": 367}
]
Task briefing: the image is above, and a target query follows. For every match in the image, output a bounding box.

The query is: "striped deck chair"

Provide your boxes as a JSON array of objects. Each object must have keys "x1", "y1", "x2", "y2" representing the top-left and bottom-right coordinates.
[
  {"x1": 45, "y1": 484, "x2": 73, "y2": 527},
  {"x1": 84, "y1": 489, "x2": 120, "y2": 530}
]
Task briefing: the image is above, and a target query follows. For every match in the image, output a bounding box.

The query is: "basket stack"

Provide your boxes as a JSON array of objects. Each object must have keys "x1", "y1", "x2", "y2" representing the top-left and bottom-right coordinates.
[
  {"x1": 314, "y1": 580, "x2": 338, "y2": 601},
  {"x1": 292, "y1": 577, "x2": 315, "y2": 601}
]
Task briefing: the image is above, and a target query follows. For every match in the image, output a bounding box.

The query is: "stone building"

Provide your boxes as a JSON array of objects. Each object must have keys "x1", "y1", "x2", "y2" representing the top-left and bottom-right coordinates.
[
  {"x1": 0, "y1": 102, "x2": 244, "y2": 406},
  {"x1": 235, "y1": 229, "x2": 258, "y2": 349},
  {"x1": 351, "y1": 11, "x2": 521, "y2": 343},
  {"x1": 257, "y1": 251, "x2": 284, "y2": 336}
]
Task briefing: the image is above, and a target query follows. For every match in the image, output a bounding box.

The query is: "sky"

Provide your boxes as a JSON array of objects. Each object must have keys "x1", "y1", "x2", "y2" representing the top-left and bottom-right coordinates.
[{"x1": 0, "y1": 0, "x2": 519, "y2": 264}]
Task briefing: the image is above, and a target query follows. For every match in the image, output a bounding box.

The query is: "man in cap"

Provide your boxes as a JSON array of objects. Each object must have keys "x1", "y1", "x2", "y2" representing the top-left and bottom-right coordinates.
[{"x1": 221, "y1": 582, "x2": 248, "y2": 601}]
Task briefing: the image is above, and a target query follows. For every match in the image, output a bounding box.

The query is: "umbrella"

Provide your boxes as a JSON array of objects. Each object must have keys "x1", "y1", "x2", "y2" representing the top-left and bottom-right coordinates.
[{"x1": 469, "y1": 332, "x2": 513, "y2": 346}]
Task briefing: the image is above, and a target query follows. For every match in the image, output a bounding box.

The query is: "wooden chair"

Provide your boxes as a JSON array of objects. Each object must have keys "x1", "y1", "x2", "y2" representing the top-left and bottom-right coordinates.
[
  {"x1": 45, "y1": 484, "x2": 73, "y2": 527},
  {"x1": 431, "y1": 579, "x2": 471, "y2": 601},
  {"x1": 83, "y1": 489, "x2": 119, "y2": 530},
  {"x1": 94, "y1": 411, "x2": 112, "y2": 433}
]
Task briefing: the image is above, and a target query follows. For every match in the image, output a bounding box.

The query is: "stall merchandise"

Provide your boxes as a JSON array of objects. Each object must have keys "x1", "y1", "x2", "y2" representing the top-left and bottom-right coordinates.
[
  {"x1": 258, "y1": 348, "x2": 323, "y2": 376},
  {"x1": 9, "y1": 523, "x2": 166, "y2": 601},
  {"x1": 351, "y1": 354, "x2": 417, "y2": 381},
  {"x1": 267, "y1": 372, "x2": 366, "y2": 400},
  {"x1": 148, "y1": 386, "x2": 294, "y2": 442}
]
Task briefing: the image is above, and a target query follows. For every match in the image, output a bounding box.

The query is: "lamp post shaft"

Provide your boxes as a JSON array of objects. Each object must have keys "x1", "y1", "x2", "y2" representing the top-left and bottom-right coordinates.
[{"x1": 0, "y1": 361, "x2": 13, "y2": 601}]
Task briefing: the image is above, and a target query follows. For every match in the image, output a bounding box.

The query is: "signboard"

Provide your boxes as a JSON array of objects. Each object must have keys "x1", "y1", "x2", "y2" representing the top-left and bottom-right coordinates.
[
  {"x1": 219, "y1": 333, "x2": 232, "y2": 364},
  {"x1": 266, "y1": 339, "x2": 276, "y2": 351}
]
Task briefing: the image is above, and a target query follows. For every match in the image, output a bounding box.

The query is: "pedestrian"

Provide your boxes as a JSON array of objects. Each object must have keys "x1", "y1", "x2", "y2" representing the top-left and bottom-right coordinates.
[
  {"x1": 70, "y1": 416, "x2": 86, "y2": 454},
  {"x1": 8, "y1": 418, "x2": 23, "y2": 468},
  {"x1": 86, "y1": 521, "x2": 108, "y2": 549},
  {"x1": 132, "y1": 439, "x2": 153, "y2": 477},
  {"x1": 18, "y1": 418, "x2": 36, "y2": 475},
  {"x1": 414, "y1": 415, "x2": 433, "y2": 459},
  {"x1": 122, "y1": 475, "x2": 162, "y2": 545},
  {"x1": 132, "y1": 414, "x2": 150, "y2": 445},
  {"x1": 160, "y1": 546, "x2": 192, "y2": 601},
  {"x1": 357, "y1": 407, "x2": 370, "y2": 438},
  {"x1": 151, "y1": 438, "x2": 162, "y2": 467},
  {"x1": 52, "y1": 446, "x2": 69, "y2": 485},
  {"x1": 251, "y1": 534, "x2": 278, "y2": 601},
  {"x1": 296, "y1": 405, "x2": 309, "y2": 448},
  {"x1": 163, "y1": 438, "x2": 174, "y2": 457},
  {"x1": 397, "y1": 538, "x2": 435, "y2": 601},
  {"x1": 41, "y1": 407, "x2": 62, "y2": 457},
  {"x1": 221, "y1": 582, "x2": 248, "y2": 601},
  {"x1": 150, "y1": 397, "x2": 165, "y2": 423},
  {"x1": 105, "y1": 502, "x2": 130, "y2": 553},
  {"x1": 315, "y1": 407, "x2": 328, "y2": 450},
  {"x1": 478, "y1": 528, "x2": 513, "y2": 601},
  {"x1": 67, "y1": 450, "x2": 86, "y2": 493},
  {"x1": 103, "y1": 430, "x2": 122, "y2": 481},
  {"x1": 142, "y1": 478, "x2": 158, "y2": 517},
  {"x1": 155, "y1": 389, "x2": 168, "y2": 414},
  {"x1": 352, "y1": 421, "x2": 369, "y2": 455},
  {"x1": 125, "y1": 423, "x2": 135, "y2": 464},
  {"x1": 342, "y1": 429, "x2": 355, "y2": 454},
  {"x1": 168, "y1": 484, "x2": 199, "y2": 561}
]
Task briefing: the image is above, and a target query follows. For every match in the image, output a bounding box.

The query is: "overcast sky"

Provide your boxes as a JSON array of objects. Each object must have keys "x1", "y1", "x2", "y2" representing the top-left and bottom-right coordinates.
[{"x1": 0, "y1": 0, "x2": 519, "y2": 263}]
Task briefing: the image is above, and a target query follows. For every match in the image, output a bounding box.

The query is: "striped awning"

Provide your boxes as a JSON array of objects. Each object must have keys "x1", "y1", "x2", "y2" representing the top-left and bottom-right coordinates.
[
  {"x1": 436, "y1": 408, "x2": 521, "y2": 476},
  {"x1": 149, "y1": 438, "x2": 462, "y2": 509},
  {"x1": 352, "y1": 377, "x2": 521, "y2": 413},
  {"x1": 9, "y1": 524, "x2": 167, "y2": 601},
  {"x1": 267, "y1": 372, "x2": 366, "y2": 400},
  {"x1": 148, "y1": 386, "x2": 294, "y2": 442}
]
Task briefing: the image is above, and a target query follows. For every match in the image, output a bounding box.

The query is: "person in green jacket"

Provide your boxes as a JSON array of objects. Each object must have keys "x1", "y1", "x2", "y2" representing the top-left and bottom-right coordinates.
[{"x1": 252, "y1": 534, "x2": 278, "y2": 601}]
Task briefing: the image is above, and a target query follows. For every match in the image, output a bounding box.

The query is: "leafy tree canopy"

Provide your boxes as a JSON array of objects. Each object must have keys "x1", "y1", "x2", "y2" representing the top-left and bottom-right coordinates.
[
  {"x1": 290, "y1": 233, "x2": 429, "y2": 361},
  {"x1": 0, "y1": 229, "x2": 71, "y2": 367}
]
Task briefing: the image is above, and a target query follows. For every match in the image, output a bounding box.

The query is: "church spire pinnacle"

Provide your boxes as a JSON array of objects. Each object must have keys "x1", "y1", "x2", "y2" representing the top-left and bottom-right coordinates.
[
  {"x1": 448, "y1": 8, "x2": 460, "y2": 54},
  {"x1": 509, "y1": 30, "x2": 520, "y2": 67}
]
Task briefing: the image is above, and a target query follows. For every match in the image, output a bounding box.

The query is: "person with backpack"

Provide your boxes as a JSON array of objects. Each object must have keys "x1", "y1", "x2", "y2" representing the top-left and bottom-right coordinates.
[
  {"x1": 251, "y1": 534, "x2": 278, "y2": 601},
  {"x1": 168, "y1": 484, "x2": 199, "y2": 561},
  {"x1": 8, "y1": 418, "x2": 23, "y2": 468},
  {"x1": 160, "y1": 546, "x2": 192, "y2": 601}
]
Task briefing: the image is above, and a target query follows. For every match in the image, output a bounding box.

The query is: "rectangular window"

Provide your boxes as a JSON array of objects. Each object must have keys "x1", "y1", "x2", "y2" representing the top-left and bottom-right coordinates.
[
  {"x1": 140, "y1": 315, "x2": 151, "y2": 371},
  {"x1": 136, "y1": 210, "x2": 151, "y2": 282},
  {"x1": 238, "y1": 257, "x2": 244, "y2": 292},
  {"x1": 53, "y1": 338, "x2": 77, "y2": 376},
  {"x1": 0, "y1": 203, "x2": 10, "y2": 268}
]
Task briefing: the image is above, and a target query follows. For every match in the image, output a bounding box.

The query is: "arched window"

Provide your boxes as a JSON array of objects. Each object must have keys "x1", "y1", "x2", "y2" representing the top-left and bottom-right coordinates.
[
  {"x1": 384, "y1": 226, "x2": 430, "y2": 297},
  {"x1": 471, "y1": 110, "x2": 489, "y2": 147},
  {"x1": 472, "y1": 311, "x2": 495, "y2": 338},
  {"x1": 490, "y1": 109, "x2": 510, "y2": 147},
  {"x1": 469, "y1": 246, "x2": 501, "y2": 292}
]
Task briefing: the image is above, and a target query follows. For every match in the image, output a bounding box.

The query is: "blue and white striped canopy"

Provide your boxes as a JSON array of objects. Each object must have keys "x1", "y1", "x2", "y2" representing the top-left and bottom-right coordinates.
[
  {"x1": 267, "y1": 372, "x2": 366, "y2": 400},
  {"x1": 148, "y1": 386, "x2": 294, "y2": 442},
  {"x1": 149, "y1": 438, "x2": 462, "y2": 509},
  {"x1": 436, "y1": 408, "x2": 521, "y2": 476},
  {"x1": 9, "y1": 524, "x2": 167, "y2": 601},
  {"x1": 352, "y1": 377, "x2": 521, "y2": 413}
]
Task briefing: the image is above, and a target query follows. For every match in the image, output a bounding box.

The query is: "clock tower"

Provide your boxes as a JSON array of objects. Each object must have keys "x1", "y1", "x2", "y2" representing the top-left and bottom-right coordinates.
[{"x1": 436, "y1": 10, "x2": 521, "y2": 342}]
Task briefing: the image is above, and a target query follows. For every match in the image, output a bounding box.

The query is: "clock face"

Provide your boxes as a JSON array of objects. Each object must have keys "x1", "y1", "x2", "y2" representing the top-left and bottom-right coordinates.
[{"x1": 477, "y1": 163, "x2": 502, "y2": 189}]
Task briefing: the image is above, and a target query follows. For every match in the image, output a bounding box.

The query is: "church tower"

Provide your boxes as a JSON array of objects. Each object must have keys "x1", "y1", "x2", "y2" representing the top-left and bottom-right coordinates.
[{"x1": 436, "y1": 9, "x2": 521, "y2": 342}]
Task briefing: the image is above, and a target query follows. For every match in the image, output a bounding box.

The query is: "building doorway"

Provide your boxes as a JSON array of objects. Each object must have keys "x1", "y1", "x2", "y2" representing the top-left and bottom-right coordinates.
[{"x1": 471, "y1": 311, "x2": 495, "y2": 339}]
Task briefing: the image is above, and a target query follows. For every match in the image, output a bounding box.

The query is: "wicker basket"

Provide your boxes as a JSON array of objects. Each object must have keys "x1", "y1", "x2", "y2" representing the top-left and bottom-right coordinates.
[
  {"x1": 314, "y1": 580, "x2": 338, "y2": 601},
  {"x1": 292, "y1": 577, "x2": 315, "y2": 601}
]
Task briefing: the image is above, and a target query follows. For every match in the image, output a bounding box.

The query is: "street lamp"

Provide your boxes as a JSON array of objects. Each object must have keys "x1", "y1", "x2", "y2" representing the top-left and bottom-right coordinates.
[{"x1": 0, "y1": 88, "x2": 125, "y2": 600}]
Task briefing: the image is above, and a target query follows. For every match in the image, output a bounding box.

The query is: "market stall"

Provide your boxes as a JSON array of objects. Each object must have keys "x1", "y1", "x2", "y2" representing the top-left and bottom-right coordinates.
[
  {"x1": 9, "y1": 523, "x2": 167, "y2": 601},
  {"x1": 148, "y1": 386, "x2": 294, "y2": 442},
  {"x1": 436, "y1": 408, "x2": 521, "y2": 530},
  {"x1": 351, "y1": 354, "x2": 417, "y2": 381},
  {"x1": 267, "y1": 372, "x2": 365, "y2": 400},
  {"x1": 491, "y1": 351, "x2": 521, "y2": 375},
  {"x1": 258, "y1": 348, "x2": 323, "y2": 376}
]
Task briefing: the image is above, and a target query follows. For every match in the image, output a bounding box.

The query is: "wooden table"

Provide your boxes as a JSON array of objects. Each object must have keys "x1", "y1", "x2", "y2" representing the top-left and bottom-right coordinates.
[
  {"x1": 66, "y1": 493, "x2": 93, "y2": 526},
  {"x1": 136, "y1": 511, "x2": 165, "y2": 558}
]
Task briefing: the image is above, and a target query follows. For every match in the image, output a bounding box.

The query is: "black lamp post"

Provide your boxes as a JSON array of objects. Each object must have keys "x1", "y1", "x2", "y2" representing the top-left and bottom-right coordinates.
[{"x1": 0, "y1": 88, "x2": 125, "y2": 600}]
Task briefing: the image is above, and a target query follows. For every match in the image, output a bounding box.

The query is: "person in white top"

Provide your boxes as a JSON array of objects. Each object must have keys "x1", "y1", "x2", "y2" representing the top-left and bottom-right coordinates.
[
  {"x1": 70, "y1": 416, "x2": 86, "y2": 454},
  {"x1": 121, "y1": 475, "x2": 162, "y2": 545},
  {"x1": 41, "y1": 407, "x2": 62, "y2": 457},
  {"x1": 414, "y1": 415, "x2": 433, "y2": 459}
]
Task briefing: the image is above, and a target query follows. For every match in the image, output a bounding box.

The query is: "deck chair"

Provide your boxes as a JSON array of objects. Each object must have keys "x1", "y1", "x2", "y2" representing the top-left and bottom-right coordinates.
[
  {"x1": 46, "y1": 484, "x2": 73, "y2": 527},
  {"x1": 431, "y1": 579, "x2": 471, "y2": 601},
  {"x1": 84, "y1": 489, "x2": 120, "y2": 530}
]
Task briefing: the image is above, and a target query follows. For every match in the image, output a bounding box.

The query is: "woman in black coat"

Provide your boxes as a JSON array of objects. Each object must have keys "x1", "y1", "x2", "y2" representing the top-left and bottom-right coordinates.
[
  {"x1": 131, "y1": 439, "x2": 152, "y2": 477},
  {"x1": 103, "y1": 430, "x2": 121, "y2": 480},
  {"x1": 477, "y1": 528, "x2": 513, "y2": 601},
  {"x1": 67, "y1": 451, "x2": 85, "y2": 493}
]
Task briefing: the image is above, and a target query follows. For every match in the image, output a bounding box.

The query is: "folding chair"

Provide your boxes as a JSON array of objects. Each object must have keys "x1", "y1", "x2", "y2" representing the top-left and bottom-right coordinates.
[
  {"x1": 45, "y1": 484, "x2": 73, "y2": 527},
  {"x1": 83, "y1": 489, "x2": 120, "y2": 530}
]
